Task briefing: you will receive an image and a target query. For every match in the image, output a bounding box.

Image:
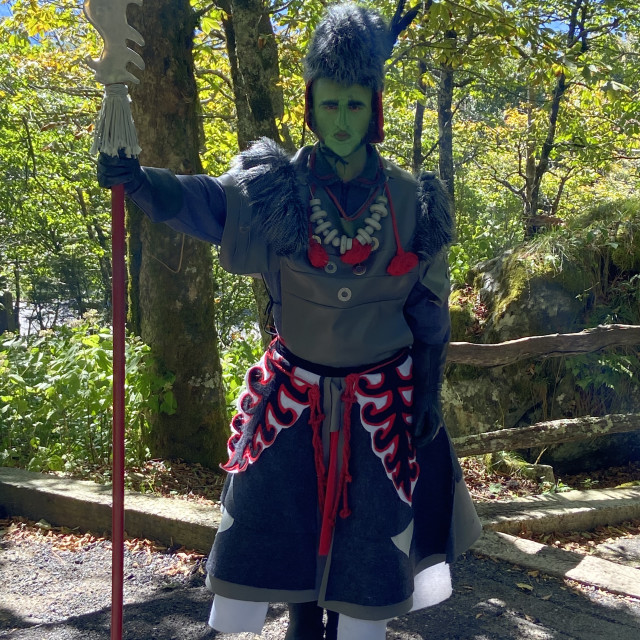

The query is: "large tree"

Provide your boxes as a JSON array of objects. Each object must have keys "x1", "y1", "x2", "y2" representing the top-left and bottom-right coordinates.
[{"x1": 127, "y1": 0, "x2": 228, "y2": 467}]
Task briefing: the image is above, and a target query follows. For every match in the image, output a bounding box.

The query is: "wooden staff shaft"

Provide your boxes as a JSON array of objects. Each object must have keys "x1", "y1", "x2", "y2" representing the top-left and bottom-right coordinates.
[{"x1": 111, "y1": 183, "x2": 126, "y2": 640}]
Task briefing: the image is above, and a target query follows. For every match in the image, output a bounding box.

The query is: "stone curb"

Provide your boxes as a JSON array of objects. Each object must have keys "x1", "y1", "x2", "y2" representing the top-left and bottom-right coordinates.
[
  {"x1": 472, "y1": 531, "x2": 640, "y2": 599},
  {"x1": 1, "y1": 467, "x2": 639, "y2": 598},
  {"x1": 0, "y1": 467, "x2": 220, "y2": 553},
  {"x1": 475, "y1": 485, "x2": 640, "y2": 535}
]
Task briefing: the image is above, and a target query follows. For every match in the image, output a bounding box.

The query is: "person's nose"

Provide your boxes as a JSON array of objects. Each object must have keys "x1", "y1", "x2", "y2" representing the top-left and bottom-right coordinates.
[{"x1": 337, "y1": 103, "x2": 348, "y2": 129}]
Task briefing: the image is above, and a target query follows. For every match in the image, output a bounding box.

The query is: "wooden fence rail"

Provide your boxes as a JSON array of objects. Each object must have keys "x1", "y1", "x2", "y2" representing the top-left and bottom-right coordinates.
[
  {"x1": 447, "y1": 324, "x2": 640, "y2": 368},
  {"x1": 452, "y1": 414, "x2": 640, "y2": 458},
  {"x1": 445, "y1": 324, "x2": 640, "y2": 456}
]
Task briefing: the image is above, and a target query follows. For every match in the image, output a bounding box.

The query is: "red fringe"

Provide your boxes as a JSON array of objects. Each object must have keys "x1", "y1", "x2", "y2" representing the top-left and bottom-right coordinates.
[
  {"x1": 308, "y1": 241, "x2": 329, "y2": 268},
  {"x1": 387, "y1": 251, "x2": 418, "y2": 276}
]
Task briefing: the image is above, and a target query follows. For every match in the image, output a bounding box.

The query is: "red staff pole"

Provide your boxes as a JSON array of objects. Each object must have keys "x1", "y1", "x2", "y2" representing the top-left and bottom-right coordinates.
[
  {"x1": 111, "y1": 182, "x2": 126, "y2": 640},
  {"x1": 82, "y1": 5, "x2": 145, "y2": 638}
]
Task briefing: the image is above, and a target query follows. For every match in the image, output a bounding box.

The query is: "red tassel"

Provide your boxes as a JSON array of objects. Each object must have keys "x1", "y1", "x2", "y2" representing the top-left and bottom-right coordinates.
[
  {"x1": 341, "y1": 239, "x2": 372, "y2": 265},
  {"x1": 387, "y1": 251, "x2": 419, "y2": 276},
  {"x1": 308, "y1": 241, "x2": 329, "y2": 268}
]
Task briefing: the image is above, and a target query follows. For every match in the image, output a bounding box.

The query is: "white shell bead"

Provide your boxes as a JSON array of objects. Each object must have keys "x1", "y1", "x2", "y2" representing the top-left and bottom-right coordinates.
[
  {"x1": 332, "y1": 236, "x2": 341, "y2": 248},
  {"x1": 347, "y1": 238, "x2": 353, "y2": 250},
  {"x1": 357, "y1": 229, "x2": 372, "y2": 243},
  {"x1": 315, "y1": 220, "x2": 332, "y2": 234},
  {"x1": 370, "y1": 203, "x2": 388, "y2": 216},
  {"x1": 310, "y1": 198, "x2": 322, "y2": 206},
  {"x1": 310, "y1": 209, "x2": 327, "y2": 222},
  {"x1": 340, "y1": 235, "x2": 348, "y2": 254},
  {"x1": 365, "y1": 225, "x2": 374, "y2": 234},
  {"x1": 371, "y1": 237, "x2": 380, "y2": 250},
  {"x1": 375, "y1": 195, "x2": 388, "y2": 204},
  {"x1": 371, "y1": 212, "x2": 381, "y2": 222},
  {"x1": 324, "y1": 228, "x2": 339, "y2": 244},
  {"x1": 364, "y1": 217, "x2": 382, "y2": 231}
]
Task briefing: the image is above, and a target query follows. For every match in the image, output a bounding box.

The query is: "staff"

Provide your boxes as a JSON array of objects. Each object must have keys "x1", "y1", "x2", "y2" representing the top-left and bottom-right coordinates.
[{"x1": 83, "y1": 2, "x2": 144, "y2": 639}]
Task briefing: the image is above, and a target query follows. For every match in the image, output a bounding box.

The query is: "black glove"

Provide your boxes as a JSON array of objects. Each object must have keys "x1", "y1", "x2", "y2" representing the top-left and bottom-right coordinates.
[
  {"x1": 97, "y1": 153, "x2": 184, "y2": 221},
  {"x1": 411, "y1": 341, "x2": 448, "y2": 448},
  {"x1": 97, "y1": 150, "x2": 143, "y2": 191}
]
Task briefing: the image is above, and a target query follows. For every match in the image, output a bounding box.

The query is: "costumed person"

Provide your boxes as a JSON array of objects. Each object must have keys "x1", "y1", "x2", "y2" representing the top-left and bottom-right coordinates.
[{"x1": 97, "y1": 3, "x2": 482, "y2": 639}]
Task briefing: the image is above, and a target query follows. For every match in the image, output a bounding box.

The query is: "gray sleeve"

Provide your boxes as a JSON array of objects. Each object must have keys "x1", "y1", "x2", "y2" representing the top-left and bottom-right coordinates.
[{"x1": 217, "y1": 173, "x2": 280, "y2": 275}]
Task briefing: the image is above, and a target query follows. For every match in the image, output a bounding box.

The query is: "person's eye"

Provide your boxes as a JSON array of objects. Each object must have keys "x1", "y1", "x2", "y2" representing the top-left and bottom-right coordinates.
[{"x1": 349, "y1": 103, "x2": 365, "y2": 111}]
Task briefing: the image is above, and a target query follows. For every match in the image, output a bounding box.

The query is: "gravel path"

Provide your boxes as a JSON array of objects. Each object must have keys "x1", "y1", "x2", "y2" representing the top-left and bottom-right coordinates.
[{"x1": 1, "y1": 520, "x2": 639, "y2": 640}]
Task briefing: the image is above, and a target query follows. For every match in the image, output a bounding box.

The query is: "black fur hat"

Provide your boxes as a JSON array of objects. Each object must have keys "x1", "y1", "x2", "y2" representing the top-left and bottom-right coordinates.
[
  {"x1": 303, "y1": 3, "x2": 393, "y2": 143},
  {"x1": 303, "y1": 3, "x2": 392, "y2": 92}
]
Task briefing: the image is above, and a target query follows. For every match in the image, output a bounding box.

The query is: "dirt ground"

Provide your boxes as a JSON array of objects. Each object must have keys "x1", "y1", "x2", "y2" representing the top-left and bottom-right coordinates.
[{"x1": 1, "y1": 518, "x2": 639, "y2": 640}]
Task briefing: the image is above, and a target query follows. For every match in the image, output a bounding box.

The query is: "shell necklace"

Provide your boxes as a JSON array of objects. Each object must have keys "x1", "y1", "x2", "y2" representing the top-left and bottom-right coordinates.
[{"x1": 307, "y1": 187, "x2": 389, "y2": 267}]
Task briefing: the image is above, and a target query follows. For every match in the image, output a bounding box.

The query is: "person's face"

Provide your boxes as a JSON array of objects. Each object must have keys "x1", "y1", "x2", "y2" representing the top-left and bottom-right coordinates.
[{"x1": 312, "y1": 78, "x2": 373, "y2": 158}]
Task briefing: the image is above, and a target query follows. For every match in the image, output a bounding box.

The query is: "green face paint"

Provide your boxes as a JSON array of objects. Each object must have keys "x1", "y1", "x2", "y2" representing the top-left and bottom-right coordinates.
[{"x1": 312, "y1": 78, "x2": 373, "y2": 159}]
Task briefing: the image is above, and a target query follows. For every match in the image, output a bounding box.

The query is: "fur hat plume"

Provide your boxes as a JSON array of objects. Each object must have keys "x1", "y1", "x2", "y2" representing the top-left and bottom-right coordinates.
[{"x1": 303, "y1": 3, "x2": 392, "y2": 92}]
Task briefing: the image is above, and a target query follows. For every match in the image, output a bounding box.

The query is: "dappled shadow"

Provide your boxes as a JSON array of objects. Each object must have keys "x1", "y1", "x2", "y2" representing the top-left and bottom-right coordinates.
[
  {"x1": 0, "y1": 606, "x2": 39, "y2": 632},
  {"x1": 1, "y1": 538, "x2": 639, "y2": 640},
  {"x1": 0, "y1": 581, "x2": 291, "y2": 640},
  {"x1": 2, "y1": 586, "x2": 211, "y2": 639},
  {"x1": 388, "y1": 552, "x2": 640, "y2": 640}
]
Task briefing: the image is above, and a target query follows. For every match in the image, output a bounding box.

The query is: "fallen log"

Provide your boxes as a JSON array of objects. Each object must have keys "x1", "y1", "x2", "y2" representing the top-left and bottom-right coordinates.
[
  {"x1": 451, "y1": 413, "x2": 640, "y2": 458},
  {"x1": 448, "y1": 324, "x2": 640, "y2": 368}
]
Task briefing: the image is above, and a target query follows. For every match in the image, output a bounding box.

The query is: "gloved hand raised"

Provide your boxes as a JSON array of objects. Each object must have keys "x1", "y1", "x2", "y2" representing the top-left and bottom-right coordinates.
[
  {"x1": 411, "y1": 341, "x2": 448, "y2": 448},
  {"x1": 97, "y1": 150, "x2": 143, "y2": 191}
]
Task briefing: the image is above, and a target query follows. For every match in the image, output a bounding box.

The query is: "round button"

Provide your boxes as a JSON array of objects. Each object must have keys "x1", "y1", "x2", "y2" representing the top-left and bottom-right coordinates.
[
  {"x1": 337, "y1": 287, "x2": 352, "y2": 302},
  {"x1": 324, "y1": 261, "x2": 337, "y2": 274},
  {"x1": 353, "y1": 265, "x2": 366, "y2": 276}
]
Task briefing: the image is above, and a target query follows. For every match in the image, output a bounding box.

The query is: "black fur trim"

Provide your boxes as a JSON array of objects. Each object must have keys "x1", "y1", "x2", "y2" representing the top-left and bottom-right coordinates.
[
  {"x1": 229, "y1": 138, "x2": 307, "y2": 256},
  {"x1": 413, "y1": 172, "x2": 455, "y2": 261}
]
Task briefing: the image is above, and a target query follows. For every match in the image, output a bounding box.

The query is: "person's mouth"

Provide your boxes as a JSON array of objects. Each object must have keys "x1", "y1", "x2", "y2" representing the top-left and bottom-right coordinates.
[{"x1": 334, "y1": 131, "x2": 350, "y2": 141}]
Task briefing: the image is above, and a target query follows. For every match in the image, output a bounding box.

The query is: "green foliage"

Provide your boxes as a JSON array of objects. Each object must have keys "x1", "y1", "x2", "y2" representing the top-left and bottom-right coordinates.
[
  {"x1": 0, "y1": 0, "x2": 111, "y2": 329},
  {"x1": 0, "y1": 313, "x2": 175, "y2": 473},
  {"x1": 524, "y1": 197, "x2": 640, "y2": 323},
  {"x1": 567, "y1": 350, "x2": 640, "y2": 415},
  {"x1": 212, "y1": 255, "x2": 259, "y2": 346},
  {"x1": 219, "y1": 335, "x2": 262, "y2": 415}
]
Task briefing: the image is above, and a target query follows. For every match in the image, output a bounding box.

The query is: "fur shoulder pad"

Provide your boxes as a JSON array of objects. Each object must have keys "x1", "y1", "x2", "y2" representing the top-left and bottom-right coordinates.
[
  {"x1": 413, "y1": 171, "x2": 455, "y2": 261},
  {"x1": 229, "y1": 137, "x2": 307, "y2": 256}
]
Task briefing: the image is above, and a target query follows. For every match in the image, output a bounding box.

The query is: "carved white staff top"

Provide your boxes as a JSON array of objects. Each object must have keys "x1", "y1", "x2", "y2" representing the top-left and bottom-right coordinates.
[
  {"x1": 83, "y1": 0, "x2": 145, "y2": 157},
  {"x1": 84, "y1": 0, "x2": 145, "y2": 85}
]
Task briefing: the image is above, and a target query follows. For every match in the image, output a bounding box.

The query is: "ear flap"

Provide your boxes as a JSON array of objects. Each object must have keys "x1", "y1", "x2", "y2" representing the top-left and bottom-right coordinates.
[
  {"x1": 370, "y1": 91, "x2": 384, "y2": 143},
  {"x1": 304, "y1": 83, "x2": 314, "y2": 135}
]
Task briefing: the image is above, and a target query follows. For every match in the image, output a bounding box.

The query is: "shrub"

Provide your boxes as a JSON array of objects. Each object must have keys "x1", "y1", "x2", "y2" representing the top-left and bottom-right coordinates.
[{"x1": 0, "y1": 313, "x2": 175, "y2": 473}]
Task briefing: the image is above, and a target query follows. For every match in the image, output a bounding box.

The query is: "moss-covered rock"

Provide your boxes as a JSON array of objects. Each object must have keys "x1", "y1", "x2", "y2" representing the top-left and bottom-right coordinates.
[{"x1": 446, "y1": 198, "x2": 640, "y2": 472}]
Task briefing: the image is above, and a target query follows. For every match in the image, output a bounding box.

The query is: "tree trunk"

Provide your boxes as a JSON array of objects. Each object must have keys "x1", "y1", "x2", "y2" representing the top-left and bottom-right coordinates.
[
  {"x1": 437, "y1": 32, "x2": 456, "y2": 202},
  {"x1": 217, "y1": 0, "x2": 289, "y2": 347},
  {"x1": 76, "y1": 187, "x2": 112, "y2": 307},
  {"x1": 219, "y1": 0, "x2": 284, "y2": 149},
  {"x1": 453, "y1": 414, "x2": 640, "y2": 458},
  {"x1": 411, "y1": 59, "x2": 427, "y2": 175},
  {"x1": 448, "y1": 324, "x2": 640, "y2": 367},
  {"x1": 128, "y1": 0, "x2": 228, "y2": 468}
]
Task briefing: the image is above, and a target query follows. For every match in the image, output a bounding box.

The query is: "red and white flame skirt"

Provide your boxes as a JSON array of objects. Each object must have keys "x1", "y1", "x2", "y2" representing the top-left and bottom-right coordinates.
[{"x1": 206, "y1": 340, "x2": 465, "y2": 619}]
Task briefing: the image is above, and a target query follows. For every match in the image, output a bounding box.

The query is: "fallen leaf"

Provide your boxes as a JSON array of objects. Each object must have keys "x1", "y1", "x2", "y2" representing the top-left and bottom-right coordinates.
[{"x1": 516, "y1": 583, "x2": 534, "y2": 591}]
